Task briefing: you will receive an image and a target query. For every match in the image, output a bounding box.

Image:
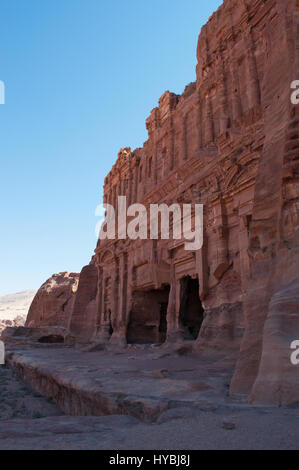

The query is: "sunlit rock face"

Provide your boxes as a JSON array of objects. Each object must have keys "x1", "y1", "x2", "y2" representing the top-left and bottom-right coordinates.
[
  {"x1": 26, "y1": 272, "x2": 79, "y2": 328},
  {"x1": 28, "y1": 0, "x2": 299, "y2": 406}
]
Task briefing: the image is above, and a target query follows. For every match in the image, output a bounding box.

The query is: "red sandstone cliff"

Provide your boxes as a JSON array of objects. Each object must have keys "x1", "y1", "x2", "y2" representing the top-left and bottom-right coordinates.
[{"x1": 27, "y1": 0, "x2": 299, "y2": 406}]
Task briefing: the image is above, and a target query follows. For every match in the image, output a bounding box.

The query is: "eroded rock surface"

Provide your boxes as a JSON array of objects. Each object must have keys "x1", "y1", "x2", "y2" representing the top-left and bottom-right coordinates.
[{"x1": 25, "y1": 272, "x2": 79, "y2": 328}]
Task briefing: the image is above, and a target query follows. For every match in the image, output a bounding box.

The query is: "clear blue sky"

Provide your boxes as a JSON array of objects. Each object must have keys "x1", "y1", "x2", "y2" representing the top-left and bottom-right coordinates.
[{"x1": 0, "y1": 0, "x2": 222, "y2": 296}]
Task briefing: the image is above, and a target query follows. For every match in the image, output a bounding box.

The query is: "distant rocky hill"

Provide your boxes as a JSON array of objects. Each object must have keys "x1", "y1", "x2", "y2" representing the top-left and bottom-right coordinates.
[{"x1": 0, "y1": 290, "x2": 37, "y2": 332}]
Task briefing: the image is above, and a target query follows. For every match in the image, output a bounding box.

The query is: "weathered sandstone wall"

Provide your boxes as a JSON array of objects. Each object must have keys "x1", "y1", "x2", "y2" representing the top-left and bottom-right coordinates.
[{"x1": 231, "y1": 0, "x2": 299, "y2": 405}]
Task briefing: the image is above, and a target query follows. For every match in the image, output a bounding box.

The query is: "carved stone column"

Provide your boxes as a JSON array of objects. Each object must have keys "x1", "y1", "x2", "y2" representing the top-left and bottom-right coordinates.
[
  {"x1": 96, "y1": 270, "x2": 111, "y2": 343},
  {"x1": 181, "y1": 115, "x2": 188, "y2": 160},
  {"x1": 165, "y1": 247, "x2": 185, "y2": 343},
  {"x1": 205, "y1": 94, "x2": 214, "y2": 144},
  {"x1": 230, "y1": 58, "x2": 242, "y2": 122},
  {"x1": 153, "y1": 141, "x2": 158, "y2": 185},
  {"x1": 213, "y1": 199, "x2": 229, "y2": 280},
  {"x1": 96, "y1": 265, "x2": 103, "y2": 331},
  {"x1": 238, "y1": 214, "x2": 251, "y2": 293},
  {"x1": 196, "y1": 93, "x2": 203, "y2": 150},
  {"x1": 245, "y1": 33, "x2": 260, "y2": 109},
  {"x1": 169, "y1": 114, "x2": 175, "y2": 171},
  {"x1": 110, "y1": 252, "x2": 128, "y2": 346},
  {"x1": 195, "y1": 231, "x2": 209, "y2": 300},
  {"x1": 111, "y1": 258, "x2": 119, "y2": 329},
  {"x1": 217, "y1": 56, "x2": 229, "y2": 134}
]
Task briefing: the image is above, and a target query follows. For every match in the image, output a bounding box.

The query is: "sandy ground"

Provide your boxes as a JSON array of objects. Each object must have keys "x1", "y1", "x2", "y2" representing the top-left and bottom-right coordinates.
[
  {"x1": 0, "y1": 401, "x2": 298, "y2": 450},
  {"x1": 0, "y1": 365, "x2": 63, "y2": 420}
]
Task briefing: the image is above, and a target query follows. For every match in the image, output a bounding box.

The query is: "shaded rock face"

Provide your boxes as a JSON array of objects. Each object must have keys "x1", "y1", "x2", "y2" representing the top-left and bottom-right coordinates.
[
  {"x1": 1, "y1": 326, "x2": 67, "y2": 348},
  {"x1": 67, "y1": 261, "x2": 98, "y2": 344},
  {"x1": 198, "y1": 302, "x2": 244, "y2": 353},
  {"x1": 26, "y1": 0, "x2": 299, "y2": 406},
  {"x1": 230, "y1": 0, "x2": 299, "y2": 405},
  {"x1": 250, "y1": 281, "x2": 299, "y2": 406},
  {"x1": 25, "y1": 273, "x2": 79, "y2": 328}
]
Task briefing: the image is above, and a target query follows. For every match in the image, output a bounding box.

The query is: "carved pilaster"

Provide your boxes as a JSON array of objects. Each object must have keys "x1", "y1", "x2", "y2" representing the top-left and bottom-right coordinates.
[
  {"x1": 217, "y1": 55, "x2": 229, "y2": 134},
  {"x1": 182, "y1": 115, "x2": 188, "y2": 160},
  {"x1": 166, "y1": 253, "x2": 182, "y2": 342},
  {"x1": 96, "y1": 265, "x2": 103, "y2": 330},
  {"x1": 245, "y1": 33, "x2": 261, "y2": 108},
  {"x1": 118, "y1": 252, "x2": 128, "y2": 325},
  {"x1": 196, "y1": 94, "x2": 203, "y2": 150},
  {"x1": 213, "y1": 199, "x2": 229, "y2": 280},
  {"x1": 230, "y1": 57, "x2": 242, "y2": 122},
  {"x1": 111, "y1": 258, "x2": 119, "y2": 328},
  {"x1": 169, "y1": 114, "x2": 175, "y2": 171},
  {"x1": 195, "y1": 230, "x2": 209, "y2": 300},
  {"x1": 154, "y1": 143, "x2": 158, "y2": 185},
  {"x1": 205, "y1": 94, "x2": 214, "y2": 144},
  {"x1": 238, "y1": 214, "x2": 251, "y2": 292}
]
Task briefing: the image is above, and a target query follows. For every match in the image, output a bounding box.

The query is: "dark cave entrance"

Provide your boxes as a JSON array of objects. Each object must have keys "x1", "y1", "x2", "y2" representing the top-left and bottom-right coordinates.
[
  {"x1": 179, "y1": 276, "x2": 204, "y2": 340},
  {"x1": 158, "y1": 301, "x2": 168, "y2": 344},
  {"x1": 38, "y1": 335, "x2": 64, "y2": 344},
  {"x1": 126, "y1": 285, "x2": 170, "y2": 344},
  {"x1": 107, "y1": 309, "x2": 114, "y2": 337}
]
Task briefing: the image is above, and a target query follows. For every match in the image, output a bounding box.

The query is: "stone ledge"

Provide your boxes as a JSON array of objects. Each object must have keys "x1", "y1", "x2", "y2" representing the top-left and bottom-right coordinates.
[{"x1": 6, "y1": 346, "x2": 239, "y2": 423}]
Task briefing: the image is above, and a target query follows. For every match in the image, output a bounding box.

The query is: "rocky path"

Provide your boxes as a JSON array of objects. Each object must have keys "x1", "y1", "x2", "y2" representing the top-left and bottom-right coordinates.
[
  {"x1": 5, "y1": 345, "x2": 240, "y2": 422},
  {"x1": 0, "y1": 403, "x2": 298, "y2": 450},
  {"x1": 0, "y1": 365, "x2": 63, "y2": 421},
  {"x1": 0, "y1": 347, "x2": 298, "y2": 450}
]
